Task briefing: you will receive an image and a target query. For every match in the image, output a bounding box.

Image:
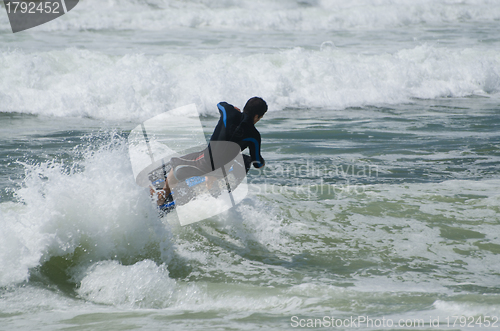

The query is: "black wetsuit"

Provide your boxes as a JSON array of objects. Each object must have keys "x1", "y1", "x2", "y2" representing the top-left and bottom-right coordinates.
[{"x1": 171, "y1": 102, "x2": 265, "y2": 180}]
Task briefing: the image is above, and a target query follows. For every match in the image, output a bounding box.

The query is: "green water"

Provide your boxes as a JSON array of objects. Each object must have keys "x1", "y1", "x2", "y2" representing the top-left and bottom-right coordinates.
[{"x1": 3, "y1": 101, "x2": 499, "y2": 330}]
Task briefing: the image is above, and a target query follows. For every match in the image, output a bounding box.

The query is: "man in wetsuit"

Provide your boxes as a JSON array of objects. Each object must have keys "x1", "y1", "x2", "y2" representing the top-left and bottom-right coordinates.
[{"x1": 154, "y1": 97, "x2": 267, "y2": 205}]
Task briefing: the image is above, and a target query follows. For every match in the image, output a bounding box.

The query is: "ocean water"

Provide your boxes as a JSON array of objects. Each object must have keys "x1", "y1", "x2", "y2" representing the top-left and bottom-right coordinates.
[{"x1": 1, "y1": 0, "x2": 500, "y2": 330}]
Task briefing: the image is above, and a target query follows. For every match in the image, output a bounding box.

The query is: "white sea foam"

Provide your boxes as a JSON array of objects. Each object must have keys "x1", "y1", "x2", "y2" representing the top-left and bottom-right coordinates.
[
  {"x1": 78, "y1": 261, "x2": 306, "y2": 310},
  {"x1": 1, "y1": 45, "x2": 499, "y2": 120},
  {"x1": 1, "y1": 0, "x2": 499, "y2": 326},
  {"x1": 256, "y1": 178, "x2": 500, "y2": 288},
  {"x1": 433, "y1": 299, "x2": 500, "y2": 318},
  {"x1": 1, "y1": 0, "x2": 500, "y2": 32},
  {"x1": 77, "y1": 260, "x2": 176, "y2": 307},
  {"x1": 0, "y1": 136, "x2": 173, "y2": 287}
]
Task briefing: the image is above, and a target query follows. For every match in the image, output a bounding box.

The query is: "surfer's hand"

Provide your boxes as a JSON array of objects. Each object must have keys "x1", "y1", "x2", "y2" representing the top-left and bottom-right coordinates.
[{"x1": 234, "y1": 106, "x2": 241, "y2": 112}]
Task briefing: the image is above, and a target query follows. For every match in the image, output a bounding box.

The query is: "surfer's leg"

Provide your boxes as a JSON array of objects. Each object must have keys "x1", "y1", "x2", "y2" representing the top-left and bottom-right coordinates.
[{"x1": 162, "y1": 169, "x2": 178, "y2": 196}]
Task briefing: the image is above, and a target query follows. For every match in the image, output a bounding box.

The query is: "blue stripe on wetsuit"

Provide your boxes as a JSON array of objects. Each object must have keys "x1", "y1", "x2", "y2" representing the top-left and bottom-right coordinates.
[
  {"x1": 243, "y1": 137, "x2": 262, "y2": 167},
  {"x1": 217, "y1": 103, "x2": 227, "y2": 127}
]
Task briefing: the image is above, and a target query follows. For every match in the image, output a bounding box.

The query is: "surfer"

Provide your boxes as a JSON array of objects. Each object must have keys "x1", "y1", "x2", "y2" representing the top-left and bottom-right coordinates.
[{"x1": 152, "y1": 97, "x2": 267, "y2": 205}]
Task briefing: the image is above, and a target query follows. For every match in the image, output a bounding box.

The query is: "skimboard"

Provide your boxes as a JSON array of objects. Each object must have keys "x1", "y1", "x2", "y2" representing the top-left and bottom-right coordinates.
[{"x1": 149, "y1": 155, "x2": 250, "y2": 215}]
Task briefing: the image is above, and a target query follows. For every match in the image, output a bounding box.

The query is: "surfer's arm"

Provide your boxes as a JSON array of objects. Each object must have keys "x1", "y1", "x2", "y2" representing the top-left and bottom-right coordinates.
[
  {"x1": 217, "y1": 102, "x2": 231, "y2": 125},
  {"x1": 244, "y1": 134, "x2": 265, "y2": 169}
]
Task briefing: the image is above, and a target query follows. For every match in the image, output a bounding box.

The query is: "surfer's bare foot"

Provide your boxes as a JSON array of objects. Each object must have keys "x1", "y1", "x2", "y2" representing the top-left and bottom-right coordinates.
[
  {"x1": 150, "y1": 186, "x2": 167, "y2": 206},
  {"x1": 157, "y1": 191, "x2": 167, "y2": 206}
]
